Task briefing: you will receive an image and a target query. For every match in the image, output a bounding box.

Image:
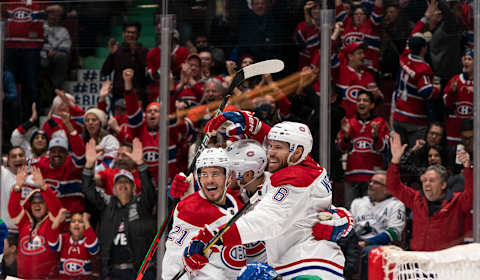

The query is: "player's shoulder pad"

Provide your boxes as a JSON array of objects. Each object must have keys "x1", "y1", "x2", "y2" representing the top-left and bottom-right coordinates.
[
  {"x1": 176, "y1": 192, "x2": 224, "y2": 228},
  {"x1": 270, "y1": 156, "x2": 325, "y2": 188}
]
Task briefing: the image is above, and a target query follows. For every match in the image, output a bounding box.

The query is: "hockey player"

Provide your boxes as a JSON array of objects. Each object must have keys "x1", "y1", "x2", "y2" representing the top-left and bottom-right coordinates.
[
  {"x1": 9, "y1": 165, "x2": 61, "y2": 279},
  {"x1": 186, "y1": 118, "x2": 346, "y2": 279},
  {"x1": 163, "y1": 148, "x2": 246, "y2": 279},
  {"x1": 47, "y1": 209, "x2": 99, "y2": 279},
  {"x1": 443, "y1": 50, "x2": 474, "y2": 145}
]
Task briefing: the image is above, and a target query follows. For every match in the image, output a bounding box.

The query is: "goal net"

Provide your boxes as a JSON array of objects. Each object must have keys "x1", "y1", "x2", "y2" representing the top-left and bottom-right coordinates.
[{"x1": 368, "y1": 243, "x2": 480, "y2": 280}]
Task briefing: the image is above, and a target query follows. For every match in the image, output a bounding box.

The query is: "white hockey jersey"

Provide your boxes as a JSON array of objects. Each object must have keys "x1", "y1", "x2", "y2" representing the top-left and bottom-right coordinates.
[
  {"x1": 350, "y1": 195, "x2": 406, "y2": 243},
  {"x1": 234, "y1": 156, "x2": 345, "y2": 280},
  {"x1": 162, "y1": 191, "x2": 247, "y2": 280}
]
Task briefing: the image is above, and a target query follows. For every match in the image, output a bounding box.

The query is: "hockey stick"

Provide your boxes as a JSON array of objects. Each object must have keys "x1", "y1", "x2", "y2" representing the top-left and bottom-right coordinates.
[
  {"x1": 172, "y1": 190, "x2": 262, "y2": 280},
  {"x1": 136, "y1": 59, "x2": 284, "y2": 280}
]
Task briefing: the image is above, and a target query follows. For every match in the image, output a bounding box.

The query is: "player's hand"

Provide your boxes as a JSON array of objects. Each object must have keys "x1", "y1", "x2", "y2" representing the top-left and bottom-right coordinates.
[
  {"x1": 169, "y1": 172, "x2": 190, "y2": 199},
  {"x1": 312, "y1": 207, "x2": 353, "y2": 242},
  {"x1": 204, "y1": 111, "x2": 261, "y2": 138},
  {"x1": 183, "y1": 240, "x2": 209, "y2": 272}
]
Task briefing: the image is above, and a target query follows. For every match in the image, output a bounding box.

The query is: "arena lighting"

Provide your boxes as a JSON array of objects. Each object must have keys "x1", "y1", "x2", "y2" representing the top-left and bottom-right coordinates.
[{"x1": 137, "y1": 4, "x2": 159, "y2": 8}]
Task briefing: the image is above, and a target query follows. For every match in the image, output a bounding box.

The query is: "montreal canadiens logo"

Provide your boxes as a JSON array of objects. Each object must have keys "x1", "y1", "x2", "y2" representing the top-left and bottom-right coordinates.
[
  {"x1": 221, "y1": 245, "x2": 246, "y2": 270},
  {"x1": 63, "y1": 259, "x2": 86, "y2": 275},
  {"x1": 246, "y1": 151, "x2": 255, "y2": 157},
  {"x1": 20, "y1": 235, "x2": 46, "y2": 255},
  {"x1": 345, "y1": 86, "x2": 367, "y2": 103},
  {"x1": 143, "y1": 146, "x2": 160, "y2": 164},
  {"x1": 353, "y1": 137, "x2": 373, "y2": 151},
  {"x1": 344, "y1": 33, "x2": 364, "y2": 46},
  {"x1": 456, "y1": 102, "x2": 473, "y2": 117},
  {"x1": 245, "y1": 241, "x2": 266, "y2": 257},
  {"x1": 299, "y1": 126, "x2": 306, "y2": 132},
  {"x1": 12, "y1": 7, "x2": 32, "y2": 22}
]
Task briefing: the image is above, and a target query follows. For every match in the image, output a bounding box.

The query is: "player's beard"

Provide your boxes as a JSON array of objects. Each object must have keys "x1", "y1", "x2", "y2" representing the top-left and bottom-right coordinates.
[{"x1": 267, "y1": 156, "x2": 288, "y2": 173}]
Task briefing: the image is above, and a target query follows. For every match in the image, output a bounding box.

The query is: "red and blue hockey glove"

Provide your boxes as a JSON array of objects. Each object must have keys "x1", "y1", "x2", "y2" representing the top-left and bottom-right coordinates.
[
  {"x1": 204, "y1": 111, "x2": 261, "y2": 138},
  {"x1": 169, "y1": 172, "x2": 190, "y2": 199},
  {"x1": 312, "y1": 207, "x2": 354, "y2": 242}
]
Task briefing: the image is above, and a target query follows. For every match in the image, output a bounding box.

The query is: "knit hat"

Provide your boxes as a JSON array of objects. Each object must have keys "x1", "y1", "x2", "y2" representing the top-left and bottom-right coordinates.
[
  {"x1": 84, "y1": 108, "x2": 107, "y2": 127},
  {"x1": 30, "y1": 129, "x2": 49, "y2": 145},
  {"x1": 464, "y1": 50, "x2": 474, "y2": 58},
  {"x1": 48, "y1": 137, "x2": 68, "y2": 151},
  {"x1": 146, "y1": 102, "x2": 161, "y2": 112},
  {"x1": 114, "y1": 169, "x2": 135, "y2": 183}
]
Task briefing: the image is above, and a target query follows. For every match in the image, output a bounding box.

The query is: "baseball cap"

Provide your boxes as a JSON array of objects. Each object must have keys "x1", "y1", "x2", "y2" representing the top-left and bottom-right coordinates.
[
  {"x1": 48, "y1": 137, "x2": 68, "y2": 151},
  {"x1": 30, "y1": 192, "x2": 45, "y2": 202},
  {"x1": 114, "y1": 169, "x2": 134, "y2": 183}
]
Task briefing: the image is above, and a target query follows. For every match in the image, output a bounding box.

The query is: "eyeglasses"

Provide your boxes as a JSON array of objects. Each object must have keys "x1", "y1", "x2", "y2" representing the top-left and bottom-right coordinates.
[
  {"x1": 354, "y1": 12, "x2": 366, "y2": 16},
  {"x1": 369, "y1": 180, "x2": 385, "y2": 186}
]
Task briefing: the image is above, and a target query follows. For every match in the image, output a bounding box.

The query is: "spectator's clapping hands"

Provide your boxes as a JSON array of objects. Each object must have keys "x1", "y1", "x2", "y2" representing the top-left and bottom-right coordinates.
[
  {"x1": 15, "y1": 165, "x2": 28, "y2": 190},
  {"x1": 31, "y1": 166, "x2": 47, "y2": 191},
  {"x1": 124, "y1": 138, "x2": 144, "y2": 166},
  {"x1": 55, "y1": 89, "x2": 75, "y2": 109},
  {"x1": 85, "y1": 139, "x2": 102, "y2": 169},
  {"x1": 390, "y1": 133, "x2": 407, "y2": 164}
]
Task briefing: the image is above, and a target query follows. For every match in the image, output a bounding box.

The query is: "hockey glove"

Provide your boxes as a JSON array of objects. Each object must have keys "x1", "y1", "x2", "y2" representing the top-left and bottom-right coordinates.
[
  {"x1": 169, "y1": 172, "x2": 190, "y2": 199},
  {"x1": 312, "y1": 207, "x2": 354, "y2": 242},
  {"x1": 204, "y1": 111, "x2": 261, "y2": 138}
]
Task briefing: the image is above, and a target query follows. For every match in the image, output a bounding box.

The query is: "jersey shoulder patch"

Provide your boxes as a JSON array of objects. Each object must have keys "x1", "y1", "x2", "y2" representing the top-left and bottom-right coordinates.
[
  {"x1": 176, "y1": 192, "x2": 223, "y2": 227},
  {"x1": 270, "y1": 156, "x2": 325, "y2": 188}
]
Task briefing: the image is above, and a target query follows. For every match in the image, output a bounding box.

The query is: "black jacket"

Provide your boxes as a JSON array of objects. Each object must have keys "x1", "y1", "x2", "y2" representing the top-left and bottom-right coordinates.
[{"x1": 82, "y1": 164, "x2": 156, "y2": 277}]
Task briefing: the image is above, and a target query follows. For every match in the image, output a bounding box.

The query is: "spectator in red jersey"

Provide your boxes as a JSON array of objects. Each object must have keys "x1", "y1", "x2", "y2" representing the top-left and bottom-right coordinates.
[
  {"x1": 47, "y1": 209, "x2": 99, "y2": 279},
  {"x1": 334, "y1": 42, "x2": 381, "y2": 119},
  {"x1": 388, "y1": 133, "x2": 473, "y2": 251},
  {"x1": 4, "y1": 0, "x2": 46, "y2": 121},
  {"x1": 34, "y1": 111, "x2": 86, "y2": 220},
  {"x1": 9, "y1": 166, "x2": 61, "y2": 279},
  {"x1": 337, "y1": 90, "x2": 389, "y2": 208},
  {"x1": 101, "y1": 22, "x2": 148, "y2": 107},
  {"x1": 95, "y1": 143, "x2": 142, "y2": 196},
  {"x1": 175, "y1": 53, "x2": 205, "y2": 106},
  {"x1": 335, "y1": 0, "x2": 384, "y2": 74},
  {"x1": 443, "y1": 50, "x2": 474, "y2": 146},
  {"x1": 294, "y1": 1, "x2": 320, "y2": 70}
]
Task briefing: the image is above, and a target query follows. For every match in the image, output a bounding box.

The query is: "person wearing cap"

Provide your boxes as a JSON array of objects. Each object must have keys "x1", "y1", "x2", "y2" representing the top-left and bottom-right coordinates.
[
  {"x1": 100, "y1": 22, "x2": 148, "y2": 106},
  {"x1": 82, "y1": 138, "x2": 156, "y2": 279},
  {"x1": 82, "y1": 108, "x2": 119, "y2": 173},
  {"x1": 334, "y1": 41, "x2": 381, "y2": 118},
  {"x1": 392, "y1": 22, "x2": 440, "y2": 148},
  {"x1": 34, "y1": 111, "x2": 86, "y2": 220},
  {"x1": 11, "y1": 103, "x2": 48, "y2": 163},
  {"x1": 443, "y1": 50, "x2": 473, "y2": 146},
  {"x1": 336, "y1": 0, "x2": 384, "y2": 74},
  {"x1": 9, "y1": 165, "x2": 62, "y2": 279},
  {"x1": 121, "y1": 68, "x2": 192, "y2": 183}
]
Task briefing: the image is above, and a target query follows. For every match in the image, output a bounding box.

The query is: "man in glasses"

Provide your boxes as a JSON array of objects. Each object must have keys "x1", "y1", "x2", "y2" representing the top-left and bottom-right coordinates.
[{"x1": 350, "y1": 170, "x2": 406, "y2": 280}]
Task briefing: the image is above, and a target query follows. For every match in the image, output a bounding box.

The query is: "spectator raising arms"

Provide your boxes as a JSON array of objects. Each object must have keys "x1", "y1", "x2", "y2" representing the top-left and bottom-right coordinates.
[
  {"x1": 9, "y1": 166, "x2": 61, "y2": 279},
  {"x1": 82, "y1": 138, "x2": 156, "y2": 279},
  {"x1": 47, "y1": 209, "x2": 99, "y2": 279},
  {"x1": 388, "y1": 133, "x2": 473, "y2": 251}
]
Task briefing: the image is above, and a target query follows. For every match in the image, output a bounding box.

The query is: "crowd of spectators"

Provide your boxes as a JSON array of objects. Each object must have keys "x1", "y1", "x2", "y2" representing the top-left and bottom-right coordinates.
[{"x1": 0, "y1": 0, "x2": 476, "y2": 279}]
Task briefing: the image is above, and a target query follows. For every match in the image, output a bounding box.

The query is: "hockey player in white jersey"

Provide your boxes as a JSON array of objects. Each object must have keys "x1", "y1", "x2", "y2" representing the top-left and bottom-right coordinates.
[
  {"x1": 184, "y1": 119, "x2": 347, "y2": 279},
  {"x1": 162, "y1": 148, "x2": 247, "y2": 279}
]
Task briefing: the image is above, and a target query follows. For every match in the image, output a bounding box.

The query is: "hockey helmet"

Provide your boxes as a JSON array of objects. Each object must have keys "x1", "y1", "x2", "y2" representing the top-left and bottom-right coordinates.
[
  {"x1": 226, "y1": 139, "x2": 267, "y2": 187},
  {"x1": 267, "y1": 121, "x2": 312, "y2": 165},
  {"x1": 195, "y1": 148, "x2": 232, "y2": 189}
]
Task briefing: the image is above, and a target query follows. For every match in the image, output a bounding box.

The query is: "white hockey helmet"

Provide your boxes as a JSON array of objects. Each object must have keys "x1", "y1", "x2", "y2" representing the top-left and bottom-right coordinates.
[
  {"x1": 267, "y1": 121, "x2": 313, "y2": 165},
  {"x1": 195, "y1": 148, "x2": 232, "y2": 189},
  {"x1": 226, "y1": 139, "x2": 267, "y2": 187}
]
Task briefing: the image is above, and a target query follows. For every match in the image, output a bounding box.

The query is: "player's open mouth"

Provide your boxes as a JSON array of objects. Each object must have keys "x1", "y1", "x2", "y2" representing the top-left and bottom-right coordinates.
[{"x1": 206, "y1": 186, "x2": 217, "y2": 191}]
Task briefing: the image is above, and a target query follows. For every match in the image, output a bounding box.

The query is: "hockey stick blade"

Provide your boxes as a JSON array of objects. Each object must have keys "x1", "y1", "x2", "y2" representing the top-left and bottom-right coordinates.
[
  {"x1": 228, "y1": 59, "x2": 284, "y2": 92},
  {"x1": 171, "y1": 190, "x2": 262, "y2": 280}
]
